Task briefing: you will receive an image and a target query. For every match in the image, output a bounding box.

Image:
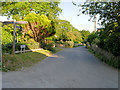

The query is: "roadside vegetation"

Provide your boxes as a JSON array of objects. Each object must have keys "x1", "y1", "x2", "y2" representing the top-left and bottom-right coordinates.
[
  {"x1": 88, "y1": 47, "x2": 119, "y2": 68},
  {"x1": 2, "y1": 47, "x2": 62, "y2": 72},
  {"x1": 1, "y1": 2, "x2": 89, "y2": 72},
  {"x1": 73, "y1": 1, "x2": 120, "y2": 68}
]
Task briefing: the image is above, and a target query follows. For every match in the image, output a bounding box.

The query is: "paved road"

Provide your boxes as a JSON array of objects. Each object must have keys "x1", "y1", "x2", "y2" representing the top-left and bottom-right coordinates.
[{"x1": 2, "y1": 46, "x2": 118, "y2": 88}]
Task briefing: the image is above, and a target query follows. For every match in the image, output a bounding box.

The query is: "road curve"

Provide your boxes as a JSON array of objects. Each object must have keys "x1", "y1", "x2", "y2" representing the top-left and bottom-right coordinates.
[{"x1": 2, "y1": 46, "x2": 118, "y2": 88}]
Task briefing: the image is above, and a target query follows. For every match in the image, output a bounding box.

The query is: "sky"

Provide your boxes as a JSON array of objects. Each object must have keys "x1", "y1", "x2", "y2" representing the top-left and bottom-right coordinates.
[
  {"x1": 58, "y1": 0, "x2": 100, "y2": 32},
  {"x1": 0, "y1": 0, "x2": 101, "y2": 33}
]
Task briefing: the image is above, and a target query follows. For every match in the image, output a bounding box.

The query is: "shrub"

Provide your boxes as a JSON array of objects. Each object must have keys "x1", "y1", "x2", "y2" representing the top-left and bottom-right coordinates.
[
  {"x1": 41, "y1": 40, "x2": 56, "y2": 52},
  {"x1": 26, "y1": 39, "x2": 40, "y2": 49},
  {"x1": 56, "y1": 40, "x2": 64, "y2": 44},
  {"x1": 2, "y1": 42, "x2": 29, "y2": 54},
  {"x1": 65, "y1": 41, "x2": 74, "y2": 48},
  {"x1": 92, "y1": 37, "x2": 100, "y2": 45},
  {"x1": 1, "y1": 28, "x2": 13, "y2": 45}
]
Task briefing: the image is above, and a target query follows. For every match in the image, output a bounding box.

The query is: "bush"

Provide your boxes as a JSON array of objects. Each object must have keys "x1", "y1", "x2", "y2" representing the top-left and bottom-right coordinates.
[
  {"x1": 1, "y1": 29, "x2": 13, "y2": 45},
  {"x1": 26, "y1": 39, "x2": 40, "y2": 49},
  {"x1": 97, "y1": 23, "x2": 120, "y2": 56},
  {"x1": 2, "y1": 42, "x2": 29, "y2": 54},
  {"x1": 92, "y1": 37, "x2": 100, "y2": 45},
  {"x1": 65, "y1": 41, "x2": 74, "y2": 48},
  {"x1": 56, "y1": 40, "x2": 64, "y2": 44},
  {"x1": 2, "y1": 38, "x2": 41, "y2": 54},
  {"x1": 41, "y1": 40, "x2": 56, "y2": 52}
]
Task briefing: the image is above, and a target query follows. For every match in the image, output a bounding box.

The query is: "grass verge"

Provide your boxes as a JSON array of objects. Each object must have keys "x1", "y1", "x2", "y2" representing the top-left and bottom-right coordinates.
[
  {"x1": 2, "y1": 47, "x2": 63, "y2": 72},
  {"x1": 88, "y1": 48, "x2": 119, "y2": 68},
  {"x1": 73, "y1": 45, "x2": 83, "y2": 48}
]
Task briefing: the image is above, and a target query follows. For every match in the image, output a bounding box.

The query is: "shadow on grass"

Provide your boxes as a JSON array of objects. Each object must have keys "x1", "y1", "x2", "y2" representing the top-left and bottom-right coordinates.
[
  {"x1": 2, "y1": 46, "x2": 63, "y2": 72},
  {"x1": 2, "y1": 50, "x2": 50, "y2": 72}
]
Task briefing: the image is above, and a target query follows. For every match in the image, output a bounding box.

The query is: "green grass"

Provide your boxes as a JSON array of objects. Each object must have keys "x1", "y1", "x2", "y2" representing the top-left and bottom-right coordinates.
[
  {"x1": 2, "y1": 47, "x2": 63, "y2": 72},
  {"x1": 73, "y1": 45, "x2": 83, "y2": 48}
]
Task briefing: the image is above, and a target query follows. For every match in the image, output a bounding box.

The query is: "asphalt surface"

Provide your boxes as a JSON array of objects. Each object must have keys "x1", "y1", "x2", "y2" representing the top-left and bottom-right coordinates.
[{"x1": 2, "y1": 46, "x2": 118, "y2": 88}]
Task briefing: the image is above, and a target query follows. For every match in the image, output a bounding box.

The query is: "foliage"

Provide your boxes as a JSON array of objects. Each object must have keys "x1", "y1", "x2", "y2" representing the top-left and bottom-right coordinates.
[
  {"x1": 97, "y1": 23, "x2": 120, "y2": 56},
  {"x1": 73, "y1": 1, "x2": 120, "y2": 25},
  {"x1": 2, "y1": 36, "x2": 40, "y2": 54},
  {"x1": 66, "y1": 31, "x2": 76, "y2": 41},
  {"x1": 1, "y1": 2, "x2": 62, "y2": 20},
  {"x1": 87, "y1": 32, "x2": 98, "y2": 45},
  {"x1": 41, "y1": 40, "x2": 56, "y2": 52},
  {"x1": 74, "y1": 1, "x2": 120, "y2": 56},
  {"x1": 81, "y1": 30, "x2": 90, "y2": 42},
  {"x1": 72, "y1": 30, "x2": 82, "y2": 43},
  {"x1": 54, "y1": 20, "x2": 71, "y2": 41},
  {"x1": 87, "y1": 22, "x2": 120, "y2": 56},
  {"x1": 25, "y1": 38, "x2": 40, "y2": 49},
  {"x1": 56, "y1": 40, "x2": 65, "y2": 44},
  {"x1": 54, "y1": 19, "x2": 83, "y2": 43},
  {"x1": 92, "y1": 37, "x2": 100, "y2": 45},
  {"x1": 1, "y1": 28, "x2": 13, "y2": 45},
  {"x1": 2, "y1": 42, "x2": 30, "y2": 54},
  {"x1": 23, "y1": 13, "x2": 56, "y2": 42},
  {"x1": 89, "y1": 46, "x2": 120, "y2": 68},
  {"x1": 65, "y1": 41, "x2": 74, "y2": 48}
]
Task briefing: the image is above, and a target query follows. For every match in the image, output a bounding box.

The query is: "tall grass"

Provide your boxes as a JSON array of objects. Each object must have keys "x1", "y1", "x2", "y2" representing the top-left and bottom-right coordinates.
[{"x1": 89, "y1": 45, "x2": 120, "y2": 68}]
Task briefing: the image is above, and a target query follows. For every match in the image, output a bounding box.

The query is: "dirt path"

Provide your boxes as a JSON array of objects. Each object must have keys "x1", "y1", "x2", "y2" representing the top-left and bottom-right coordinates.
[{"x1": 2, "y1": 46, "x2": 118, "y2": 88}]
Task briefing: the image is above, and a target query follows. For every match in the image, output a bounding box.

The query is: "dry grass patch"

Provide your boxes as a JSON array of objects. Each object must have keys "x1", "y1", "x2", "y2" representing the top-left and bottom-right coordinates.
[{"x1": 2, "y1": 47, "x2": 63, "y2": 72}]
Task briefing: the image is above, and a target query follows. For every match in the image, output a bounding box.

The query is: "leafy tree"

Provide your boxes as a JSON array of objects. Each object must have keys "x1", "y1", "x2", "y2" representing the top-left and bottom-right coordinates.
[
  {"x1": 54, "y1": 20, "x2": 72, "y2": 41},
  {"x1": 54, "y1": 19, "x2": 83, "y2": 42},
  {"x1": 98, "y1": 23, "x2": 120, "y2": 56},
  {"x1": 73, "y1": 1, "x2": 120, "y2": 56},
  {"x1": 87, "y1": 32, "x2": 97, "y2": 45},
  {"x1": 66, "y1": 31, "x2": 76, "y2": 41},
  {"x1": 1, "y1": 25, "x2": 13, "y2": 45},
  {"x1": 1, "y1": 2, "x2": 62, "y2": 20},
  {"x1": 1, "y1": 2, "x2": 62, "y2": 43},
  {"x1": 22, "y1": 13, "x2": 55, "y2": 42},
  {"x1": 72, "y1": 30, "x2": 82, "y2": 43},
  {"x1": 73, "y1": 1, "x2": 120, "y2": 25},
  {"x1": 81, "y1": 30, "x2": 90, "y2": 42}
]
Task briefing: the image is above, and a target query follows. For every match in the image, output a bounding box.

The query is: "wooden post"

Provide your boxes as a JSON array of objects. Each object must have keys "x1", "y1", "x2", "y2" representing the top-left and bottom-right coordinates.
[{"x1": 13, "y1": 21, "x2": 16, "y2": 55}]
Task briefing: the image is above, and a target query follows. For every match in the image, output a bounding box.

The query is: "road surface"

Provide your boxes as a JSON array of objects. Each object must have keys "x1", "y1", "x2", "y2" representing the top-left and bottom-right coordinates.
[{"x1": 2, "y1": 46, "x2": 118, "y2": 88}]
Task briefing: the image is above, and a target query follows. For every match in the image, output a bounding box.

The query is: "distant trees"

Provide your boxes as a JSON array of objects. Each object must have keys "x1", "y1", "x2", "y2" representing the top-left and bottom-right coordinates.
[
  {"x1": 81, "y1": 30, "x2": 90, "y2": 42},
  {"x1": 73, "y1": 1, "x2": 120, "y2": 56},
  {"x1": 53, "y1": 19, "x2": 86, "y2": 43},
  {"x1": 54, "y1": 20, "x2": 72, "y2": 41}
]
